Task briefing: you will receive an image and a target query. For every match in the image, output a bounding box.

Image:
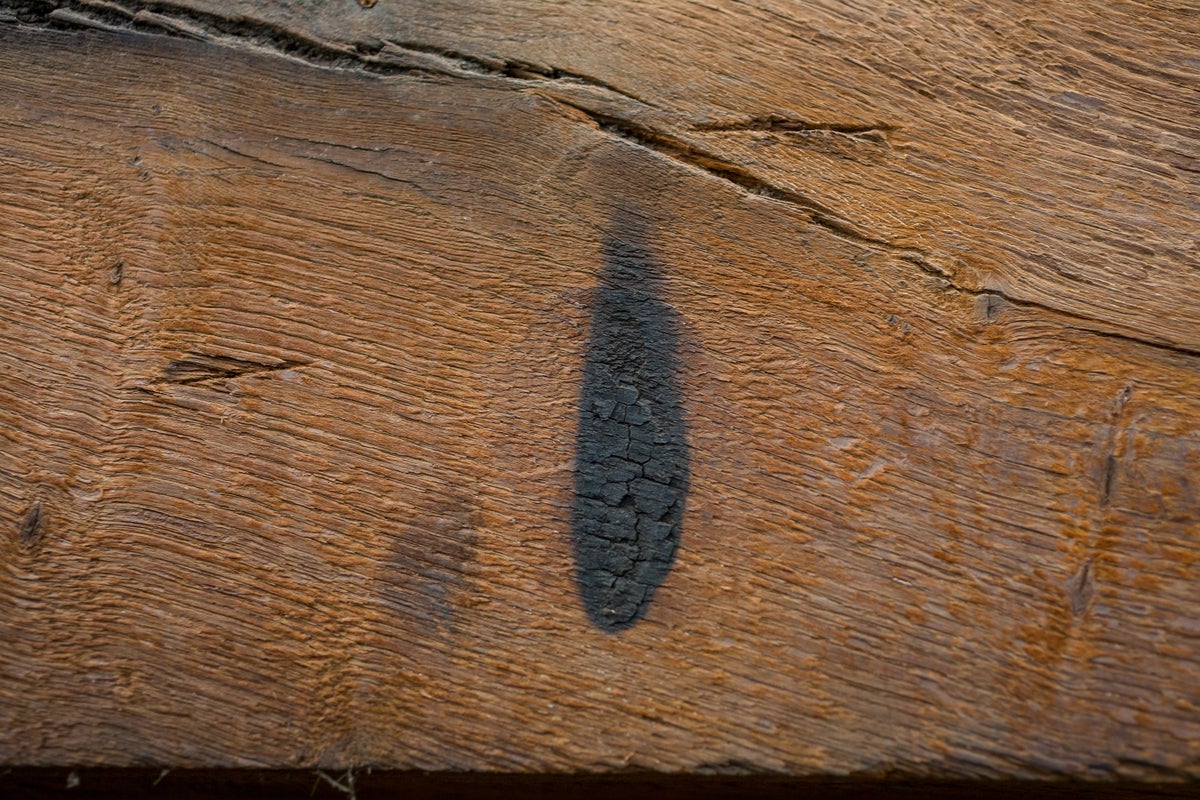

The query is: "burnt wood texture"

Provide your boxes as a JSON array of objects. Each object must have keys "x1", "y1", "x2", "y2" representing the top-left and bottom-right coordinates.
[
  {"x1": 572, "y1": 211, "x2": 689, "y2": 631},
  {"x1": 1, "y1": 0, "x2": 1198, "y2": 783}
]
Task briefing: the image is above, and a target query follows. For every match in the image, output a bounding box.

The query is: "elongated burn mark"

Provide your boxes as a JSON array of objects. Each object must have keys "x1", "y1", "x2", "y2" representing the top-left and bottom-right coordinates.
[{"x1": 571, "y1": 212, "x2": 689, "y2": 631}]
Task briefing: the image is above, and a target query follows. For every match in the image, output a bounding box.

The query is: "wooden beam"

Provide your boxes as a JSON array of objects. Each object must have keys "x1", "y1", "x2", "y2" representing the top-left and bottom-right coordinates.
[{"x1": 0, "y1": 0, "x2": 1197, "y2": 781}]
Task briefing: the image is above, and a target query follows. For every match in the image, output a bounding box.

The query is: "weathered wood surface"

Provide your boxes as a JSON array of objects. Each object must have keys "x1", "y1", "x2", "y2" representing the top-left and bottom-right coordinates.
[{"x1": 1, "y1": 0, "x2": 1198, "y2": 780}]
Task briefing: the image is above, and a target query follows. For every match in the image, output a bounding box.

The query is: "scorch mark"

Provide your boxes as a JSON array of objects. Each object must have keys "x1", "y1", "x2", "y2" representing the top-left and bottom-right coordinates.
[{"x1": 570, "y1": 210, "x2": 690, "y2": 631}]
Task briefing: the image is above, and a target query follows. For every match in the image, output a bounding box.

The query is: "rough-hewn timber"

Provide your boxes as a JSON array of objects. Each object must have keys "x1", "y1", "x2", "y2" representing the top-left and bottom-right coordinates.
[{"x1": 0, "y1": 0, "x2": 1197, "y2": 782}]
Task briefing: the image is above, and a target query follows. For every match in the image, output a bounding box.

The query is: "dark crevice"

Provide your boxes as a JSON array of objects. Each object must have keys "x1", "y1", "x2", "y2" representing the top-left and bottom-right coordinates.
[
  {"x1": 1069, "y1": 321, "x2": 1200, "y2": 360},
  {"x1": 555, "y1": 98, "x2": 902, "y2": 251},
  {"x1": 197, "y1": 135, "x2": 431, "y2": 192},
  {"x1": 0, "y1": 0, "x2": 654, "y2": 102},
  {"x1": 902, "y1": 256, "x2": 1200, "y2": 361},
  {"x1": 159, "y1": 354, "x2": 305, "y2": 385},
  {"x1": 17, "y1": 501, "x2": 44, "y2": 550},
  {"x1": 47, "y1": 5, "x2": 124, "y2": 32},
  {"x1": 554, "y1": 96, "x2": 1200, "y2": 360},
  {"x1": 513, "y1": 63, "x2": 649, "y2": 106},
  {"x1": 192, "y1": 137, "x2": 288, "y2": 171},
  {"x1": 694, "y1": 114, "x2": 895, "y2": 136},
  {"x1": 8, "y1": 0, "x2": 1195, "y2": 363},
  {"x1": 1098, "y1": 454, "x2": 1118, "y2": 506},
  {"x1": 1097, "y1": 384, "x2": 1133, "y2": 507},
  {"x1": 1065, "y1": 558, "x2": 1096, "y2": 617},
  {"x1": 3, "y1": 0, "x2": 442, "y2": 75},
  {"x1": 296, "y1": 151, "x2": 426, "y2": 188},
  {"x1": 380, "y1": 40, "x2": 651, "y2": 104}
]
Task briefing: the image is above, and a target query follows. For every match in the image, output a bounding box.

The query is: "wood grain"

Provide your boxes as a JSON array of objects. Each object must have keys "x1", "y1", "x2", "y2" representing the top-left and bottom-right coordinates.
[{"x1": 0, "y1": 0, "x2": 1197, "y2": 781}]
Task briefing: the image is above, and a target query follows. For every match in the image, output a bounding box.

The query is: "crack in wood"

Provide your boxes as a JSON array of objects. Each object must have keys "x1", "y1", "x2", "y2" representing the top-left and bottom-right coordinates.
[
  {"x1": 693, "y1": 114, "x2": 895, "y2": 137},
  {"x1": 16, "y1": 501, "x2": 44, "y2": 550},
  {"x1": 11, "y1": 0, "x2": 1196, "y2": 368},
  {"x1": 159, "y1": 354, "x2": 305, "y2": 385},
  {"x1": 551, "y1": 97, "x2": 901, "y2": 251},
  {"x1": 902, "y1": 255, "x2": 1200, "y2": 361},
  {"x1": 1098, "y1": 385, "x2": 1134, "y2": 507},
  {"x1": 1065, "y1": 558, "x2": 1097, "y2": 618},
  {"x1": 4, "y1": 0, "x2": 417, "y2": 72},
  {"x1": 7, "y1": 2, "x2": 1196, "y2": 363},
  {"x1": 2, "y1": 0, "x2": 654, "y2": 105}
]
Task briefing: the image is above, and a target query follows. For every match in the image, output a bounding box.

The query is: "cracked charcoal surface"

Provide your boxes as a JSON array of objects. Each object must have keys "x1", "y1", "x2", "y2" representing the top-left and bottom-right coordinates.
[{"x1": 571, "y1": 212, "x2": 689, "y2": 631}]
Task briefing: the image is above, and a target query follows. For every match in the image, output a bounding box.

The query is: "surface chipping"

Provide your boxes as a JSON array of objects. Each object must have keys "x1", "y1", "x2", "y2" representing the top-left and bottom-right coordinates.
[{"x1": 571, "y1": 211, "x2": 690, "y2": 631}]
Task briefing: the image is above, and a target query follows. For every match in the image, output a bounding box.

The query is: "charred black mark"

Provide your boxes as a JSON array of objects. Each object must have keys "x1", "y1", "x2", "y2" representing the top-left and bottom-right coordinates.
[
  {"x1": 571, "y1": 211, "x2": 689, "y2": 631},
  {"x1": 17, "y1": 502, "x2": 43, "y2": 550}
]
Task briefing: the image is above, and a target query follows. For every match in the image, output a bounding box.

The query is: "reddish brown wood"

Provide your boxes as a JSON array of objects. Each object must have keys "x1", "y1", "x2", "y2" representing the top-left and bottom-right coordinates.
[{"x1": 0, "y1": 0, "x2": 1197, "y2": 781}]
